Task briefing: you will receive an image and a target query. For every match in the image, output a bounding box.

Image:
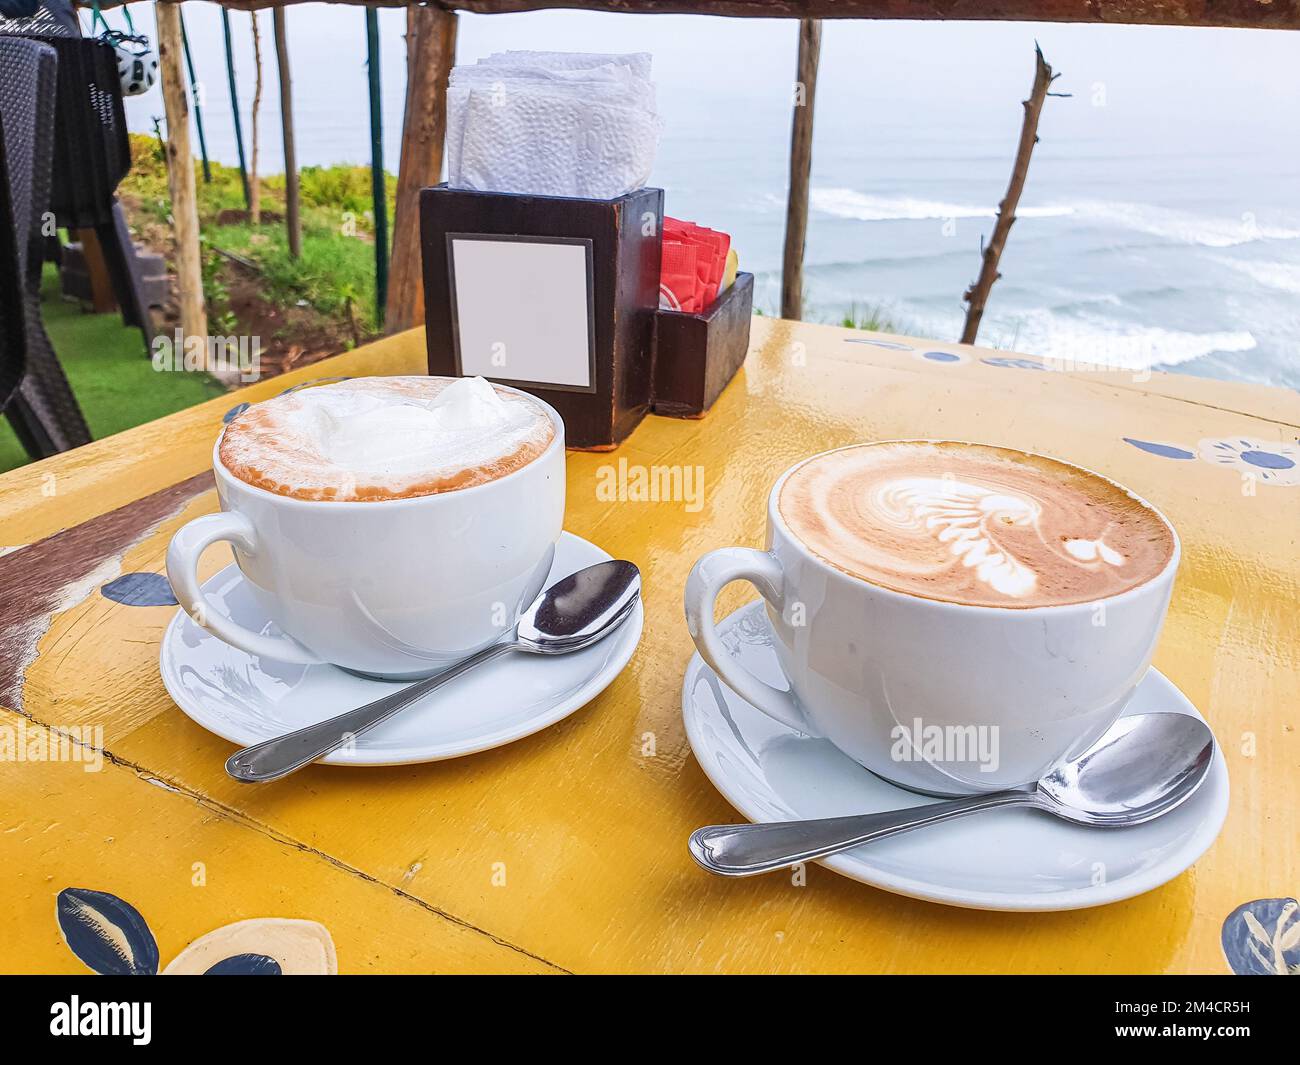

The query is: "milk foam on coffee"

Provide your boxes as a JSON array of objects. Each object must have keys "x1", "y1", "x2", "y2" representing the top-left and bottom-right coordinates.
[
  {"x1": 777, "y1": 441, "x2": 1174, "y2": 608},
  {"x1": 219, "y1": 376, "x2": 555, "y2": 501}
]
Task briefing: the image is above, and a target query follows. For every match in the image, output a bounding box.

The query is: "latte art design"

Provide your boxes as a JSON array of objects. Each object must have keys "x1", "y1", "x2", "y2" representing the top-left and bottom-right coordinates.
[
  {"x1": 872, "y1": 477, "x2": 1127, "y2": 600},
  {"x1": 1062, "y1": 537, "x2": 1125, "y2": 566},
  {"x1": 778, "y1": 442, "x2": 1174, "y2": 609}
]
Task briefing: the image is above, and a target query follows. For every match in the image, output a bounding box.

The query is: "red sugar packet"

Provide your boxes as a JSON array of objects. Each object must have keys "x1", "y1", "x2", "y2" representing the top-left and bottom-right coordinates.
[
  {"x1": 662, "y1": 216, "x2": 732, "y2": 312},
  {"x1": 660, "y1": 239, "x2": 699, "y2": 312}
]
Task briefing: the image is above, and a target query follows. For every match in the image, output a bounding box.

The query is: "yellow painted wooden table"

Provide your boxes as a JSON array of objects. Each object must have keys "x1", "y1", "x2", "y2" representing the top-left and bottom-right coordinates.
[{"x1": 2, "y1": 318, "x2": 1297, "y2": 974}]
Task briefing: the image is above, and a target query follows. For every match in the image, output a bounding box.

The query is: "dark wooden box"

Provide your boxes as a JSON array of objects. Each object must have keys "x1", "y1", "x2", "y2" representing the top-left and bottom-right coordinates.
[
  {"x1": 652, "y1": 271, "x2": 754, "y2": 418},
  {"x1": 420, "y1": 184, "x2": 663, "y2": 450}
]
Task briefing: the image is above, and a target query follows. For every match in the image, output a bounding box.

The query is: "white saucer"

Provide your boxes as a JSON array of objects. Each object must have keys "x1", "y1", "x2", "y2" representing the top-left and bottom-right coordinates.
[
  {"x1": 161, "y1": 532, "x2": 643, "y2": 765},
  {"x1": 682, "y1": 600, "x2": 1229, "y2": 911}
]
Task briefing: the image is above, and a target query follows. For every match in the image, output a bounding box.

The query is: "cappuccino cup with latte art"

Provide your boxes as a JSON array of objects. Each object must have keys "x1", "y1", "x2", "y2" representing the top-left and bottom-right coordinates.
[
  {"x1": 685, "y1": 441, "x2": 1180, "y2": 795},
  {"x1": 167, "y1": 376, "x2": 564, "y2": 679}
]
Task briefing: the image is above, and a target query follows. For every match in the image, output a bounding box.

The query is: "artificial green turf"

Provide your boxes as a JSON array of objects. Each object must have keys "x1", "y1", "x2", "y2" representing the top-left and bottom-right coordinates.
[{"x1": 0, "y1": 266, "x2": 225, "y2": 474}]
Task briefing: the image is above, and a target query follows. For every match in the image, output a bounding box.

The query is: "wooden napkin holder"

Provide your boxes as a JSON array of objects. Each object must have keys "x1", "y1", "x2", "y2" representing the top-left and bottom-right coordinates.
[
  {"x1": 420, "y1": 184, "x2": 663, "y2": 450},
  {"x1": 651, "y1": 271, "x2": 754, "y2": 418}
]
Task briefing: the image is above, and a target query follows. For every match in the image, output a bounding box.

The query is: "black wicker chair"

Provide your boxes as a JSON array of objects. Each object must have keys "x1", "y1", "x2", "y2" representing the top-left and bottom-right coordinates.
[
  {"x1": 0, "y1": 34, "x2": 92, "y2": 457},
  {"x1": 0, "y1": 107, "x2": 23, "y2": 416}
]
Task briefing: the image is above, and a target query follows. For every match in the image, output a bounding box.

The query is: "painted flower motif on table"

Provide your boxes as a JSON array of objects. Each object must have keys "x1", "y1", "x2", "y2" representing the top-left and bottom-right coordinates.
[
  {"x1": 1197, "y1": 437, "x2": 1300, "y2": 486},
  {"x1": 1221, "y1": 897, "x2": 1300, "y2": 975},
  {"x1": 1123, "y1": 435, "x2": 1300, "y2": 487},
  {"x1": 844, "y1": 337, "x2": 1044, "y2": 367},
  {"x1": 56, "y1": 887, "x2": 337, "y2": 975}
]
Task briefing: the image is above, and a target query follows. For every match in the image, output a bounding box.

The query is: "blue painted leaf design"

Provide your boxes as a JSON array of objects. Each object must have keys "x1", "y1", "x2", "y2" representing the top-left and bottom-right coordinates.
[
  {"x1": 100, "y1": 572, "x2": 178, "y2": 607},
  {"x1": 56, "y1": 888, "x2": 159, "y2": 975},
  {"x1": 1122, "y1": 437, "x2": 1196, "y2": 461},
  {"x1": 843, "y1": 338, "x2": 912, "y2": 351},
  {"x1": 222, "y1": 402, "x2": 250, "y2": 424},
  {"x1": 1221, "y1": 897, "x2": 1300, "y2": 975},
  {"x1": 204, "y1": 953, "x2": 283, "y2": 975}
]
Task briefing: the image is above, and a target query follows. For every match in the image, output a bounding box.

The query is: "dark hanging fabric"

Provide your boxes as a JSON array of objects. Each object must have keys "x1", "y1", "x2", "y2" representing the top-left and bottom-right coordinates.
[
  {"x1": 0, "y1": 1, "x2": 131, "y2": 228},
  {"x1": 0, "y1": 0, "x2": 42, "y2": 20},
  {"x1": 0, "y1": 0, "x2": 76, "y2": 34}
]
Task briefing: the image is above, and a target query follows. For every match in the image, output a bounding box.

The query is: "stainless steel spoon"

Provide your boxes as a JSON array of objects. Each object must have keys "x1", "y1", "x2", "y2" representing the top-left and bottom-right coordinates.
[
  {"x1": 226, "y1": 560, "x2": 641, "y2": 783},
  {"x1": 689, "y1": 711, "x2": 1214, "y2": 877}
]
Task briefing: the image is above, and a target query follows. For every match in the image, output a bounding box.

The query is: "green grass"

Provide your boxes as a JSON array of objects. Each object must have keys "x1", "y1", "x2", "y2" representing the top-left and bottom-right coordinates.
[
  {"x1": 216, "y1": 221, "x2": 376, "y2": 332},
  {"x1": 0, "y1": 267, "x2": 225, "y2": 474}
]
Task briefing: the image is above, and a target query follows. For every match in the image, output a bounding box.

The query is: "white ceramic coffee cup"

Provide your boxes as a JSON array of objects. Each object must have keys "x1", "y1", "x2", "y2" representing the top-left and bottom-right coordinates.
[
  {"x1": 684, "y1": 442, "x2": 1180, "y2": 795},
  {"x1": 167, "y1": 385, "x2": 566, "y2": 680}
]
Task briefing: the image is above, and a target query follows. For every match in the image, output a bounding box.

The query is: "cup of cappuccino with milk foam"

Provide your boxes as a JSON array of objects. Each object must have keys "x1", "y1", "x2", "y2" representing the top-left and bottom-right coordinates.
[
  {"x1": 167, "y1": 376, "x2": 564, "y2": 680},
  {"x1": 686, "y1": 440, "x2": 1179, "y2": 795}
]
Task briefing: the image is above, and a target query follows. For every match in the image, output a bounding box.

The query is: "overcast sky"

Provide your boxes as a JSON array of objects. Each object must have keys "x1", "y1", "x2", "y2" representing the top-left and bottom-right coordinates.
[{"x1": 117, "y1": 5, "x2": 1300, "y2": 172}]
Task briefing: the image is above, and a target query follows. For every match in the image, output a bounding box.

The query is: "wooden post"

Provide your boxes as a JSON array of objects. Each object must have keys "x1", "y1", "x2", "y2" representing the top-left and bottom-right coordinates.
[
  {"x1": 273, "y1": 7, "x2": 302, "y2": 258},
  {"x1": 961, "y1": 45, "x2": 1061, "y2": 345},
  {"x1": 365, "y1": 8, "x2": 389, "y2": 325},
  {"x1": 72, "y1": 230, "x2": 118, "y2": 313},
  {"x1": 250, "y1": 12, "x2": 264, "y2": 225},
  {"x1": 781, "y1": 18, "x2": 820, "y2": 322},
  {"x1": 386, "y1": 5, "x2": 457, "y2": 332},
  {"x1": 156, "y1": 3, "x2": 207, "y2": 352}
]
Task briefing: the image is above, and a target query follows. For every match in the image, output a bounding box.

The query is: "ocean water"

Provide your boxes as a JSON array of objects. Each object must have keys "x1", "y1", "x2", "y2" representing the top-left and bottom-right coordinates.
[
  {"x1": 117, "y1": 8, "x2": 1300, "y2": 389},
  {"x1": 688, "y1": 122, "x2": 1300, "y2": 388}
]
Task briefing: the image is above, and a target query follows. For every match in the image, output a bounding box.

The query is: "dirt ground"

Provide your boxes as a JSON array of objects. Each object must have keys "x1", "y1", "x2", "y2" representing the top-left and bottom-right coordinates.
[{"x1": 119, "y1": 195, "x2": 363, "y2": 388}]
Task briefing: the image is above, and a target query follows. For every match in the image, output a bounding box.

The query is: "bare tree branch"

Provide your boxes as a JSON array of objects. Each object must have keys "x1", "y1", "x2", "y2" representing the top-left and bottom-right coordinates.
[
  {"x1": 960, "y1": 44, "x2": 1060, "y2": 346},
  {"x1": 250, "y1": 12, "x2": 264, "y2": 224}
]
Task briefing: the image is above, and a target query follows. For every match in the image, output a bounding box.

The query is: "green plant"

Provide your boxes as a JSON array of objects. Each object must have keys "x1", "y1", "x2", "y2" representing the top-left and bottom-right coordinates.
[
  {"x1": 118, "y1": 133, "x2": 392, "y2": 344},
  {"x1": 839, "y1": 302, "x2": 898, "y2": 334},
  {"x1": 199, "y1": 240, "x2": 238, "y2": 334}
]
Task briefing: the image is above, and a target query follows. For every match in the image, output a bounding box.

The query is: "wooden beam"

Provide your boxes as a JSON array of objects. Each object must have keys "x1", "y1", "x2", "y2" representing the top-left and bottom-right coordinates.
[
  {"x1": 156, "y1": 3, "x2": 208, "y2": 353},
  {"x1": 386, "y1": 5, "x2": 457, "y2": 332},
  {"x1": 138, "y1": 0, "x2": 1300, "y2": 33},
  {"x1": 781, "y1": 18, "x2": 820, "y2": 322},
  {"x1": 273, "y1": 7, "x2": 302, "y2": 258}
]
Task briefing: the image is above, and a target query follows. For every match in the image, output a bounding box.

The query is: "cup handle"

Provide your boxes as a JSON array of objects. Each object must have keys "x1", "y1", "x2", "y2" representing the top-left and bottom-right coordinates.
[
  {"x1": 166, "y1": 512, "x2": 320, "y2": 665},
  {"x1": 684, "y1": 547, "x2": 815, "y2": 735}
]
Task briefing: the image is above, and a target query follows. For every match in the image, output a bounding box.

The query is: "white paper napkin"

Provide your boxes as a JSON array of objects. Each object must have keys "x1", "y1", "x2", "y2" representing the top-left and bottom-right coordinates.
[{"x1": 446, "y1": 51, "x2": 660, "y2": 200}]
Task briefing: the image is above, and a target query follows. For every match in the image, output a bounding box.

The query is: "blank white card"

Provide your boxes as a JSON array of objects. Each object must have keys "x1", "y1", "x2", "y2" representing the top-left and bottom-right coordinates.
[{"x1": 449, "y1": 236, "x2": 594, "y2": 390}]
